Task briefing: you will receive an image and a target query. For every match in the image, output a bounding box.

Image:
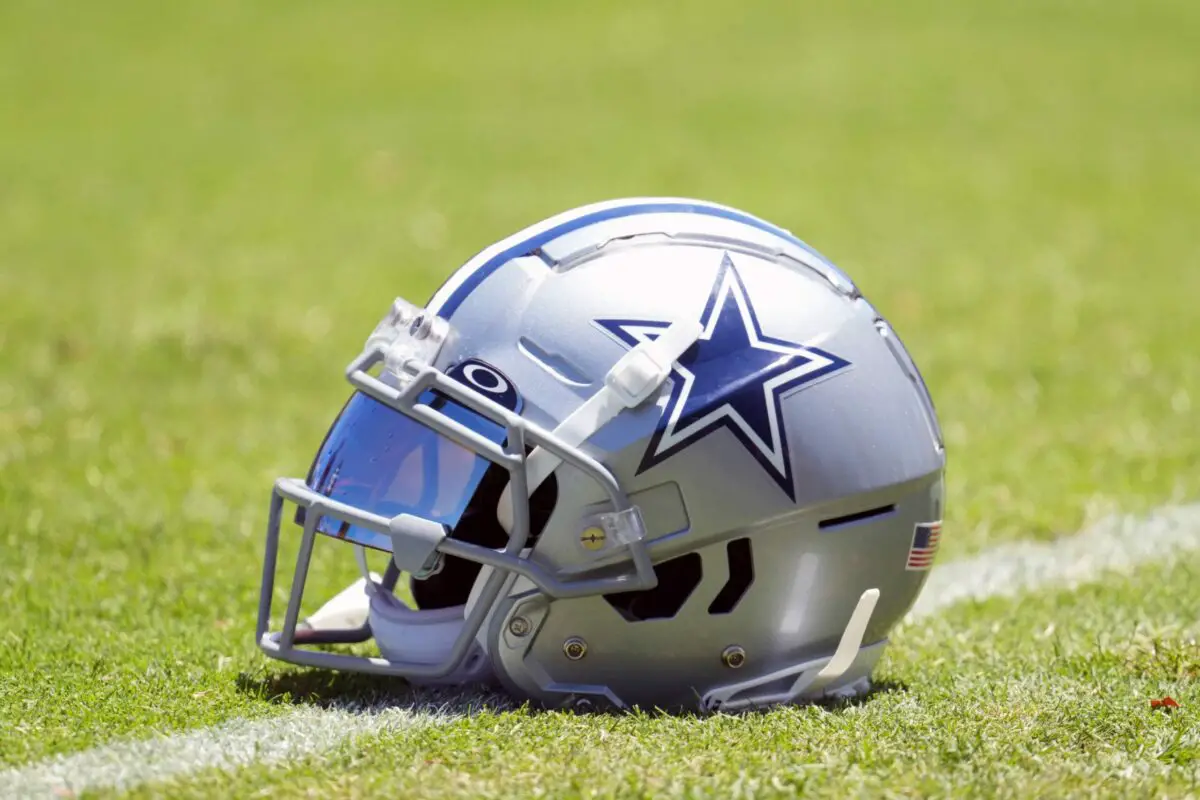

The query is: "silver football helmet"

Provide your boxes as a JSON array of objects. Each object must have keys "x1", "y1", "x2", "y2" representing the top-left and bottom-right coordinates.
[{"x1": 256, "y1": 198, "x2": 946, "y2": 711}]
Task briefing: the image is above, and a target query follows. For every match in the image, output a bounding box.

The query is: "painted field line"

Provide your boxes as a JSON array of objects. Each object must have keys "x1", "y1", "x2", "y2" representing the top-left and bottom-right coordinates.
[
  {"x1": 909, "y1": 502, "x2": 1200, "y2": 619},
  {"x1": 2, "y1": 692, "x2": 511, "y2": 800},
  {"x1": 6, "y1": 502, "x2": 1200, "y2": 798}
]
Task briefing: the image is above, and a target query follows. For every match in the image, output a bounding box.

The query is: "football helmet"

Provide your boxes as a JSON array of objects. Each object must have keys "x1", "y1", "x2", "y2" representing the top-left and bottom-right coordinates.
[{"x1": 256, "y1": 198, "x2": 945, "y2": 711}]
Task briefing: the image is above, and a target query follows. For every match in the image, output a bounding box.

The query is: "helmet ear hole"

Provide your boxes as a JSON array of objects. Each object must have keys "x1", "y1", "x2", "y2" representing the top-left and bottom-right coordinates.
[
  {"x1": 603, "y1": 553, "x2": 703, "y2": 622},
  {"x1": 410, "y1": 464, "x2": 558, "y2": 610}
]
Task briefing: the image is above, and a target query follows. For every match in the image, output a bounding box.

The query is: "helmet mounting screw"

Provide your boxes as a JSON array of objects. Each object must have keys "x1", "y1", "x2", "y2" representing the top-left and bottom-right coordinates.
[
  {"x1": 508, "y1": 616, "x2": 532, "y2": 637},
  {"x1": 409, "y1": 313, "x2": 434, "y2": 340},
  {"x1": 721, "y1": 645, "x2": 747, "y2": 669},
  {"x1": 563, "y1": 636, "x2": 588, "y2": 660},
  {"x1": 580, "y1": 526, "x2": 606, "y2": 551}
]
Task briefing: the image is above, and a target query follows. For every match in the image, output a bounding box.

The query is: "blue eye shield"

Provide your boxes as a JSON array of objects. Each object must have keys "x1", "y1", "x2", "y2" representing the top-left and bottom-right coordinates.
[{"x1": 301, "y1": 359, "x2": 523, "y2": 553}]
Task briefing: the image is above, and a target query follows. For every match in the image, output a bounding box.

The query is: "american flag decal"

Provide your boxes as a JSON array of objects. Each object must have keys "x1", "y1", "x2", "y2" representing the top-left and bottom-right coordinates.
[{"x1": 906, "y1": 521, "x2": 942, "y2": 571}]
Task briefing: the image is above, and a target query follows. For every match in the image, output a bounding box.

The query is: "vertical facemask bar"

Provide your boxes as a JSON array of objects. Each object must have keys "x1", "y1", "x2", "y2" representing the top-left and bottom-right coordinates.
[
  {"x1": 438, "y1": 421, "x2": 533, "y2": 671},
  {"x1": 256, "y1": 490, "x2": 285, "y2": 645},
  {"x1": 278, "y1": 499, "x2": 325, "y2": 650}
]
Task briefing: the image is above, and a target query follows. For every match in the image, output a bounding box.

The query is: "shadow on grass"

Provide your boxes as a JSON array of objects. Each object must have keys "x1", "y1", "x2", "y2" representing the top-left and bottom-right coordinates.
[
  {"x1": 817, "y1": 678, "x2": 908, "y2": 710},
  {"x1": 235, "y1": 668, "x2": 513, "y2": 715},
  {"x1": 236, "y1": 666, "x2": 907, "y2": 719}
]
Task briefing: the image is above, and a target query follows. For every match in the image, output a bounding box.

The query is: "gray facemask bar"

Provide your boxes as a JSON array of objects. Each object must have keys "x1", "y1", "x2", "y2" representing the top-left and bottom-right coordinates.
[{"x1": 257, "y1": 347, "x2": 659, "y2": 680}]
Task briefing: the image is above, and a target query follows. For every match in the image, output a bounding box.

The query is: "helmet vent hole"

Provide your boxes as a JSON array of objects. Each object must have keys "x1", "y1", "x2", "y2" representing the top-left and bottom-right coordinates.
[
  {"x1": 603, "y1": 553, "x2": 702, "y2": 622},
  {"x1": 707, "y1": 538, "x2": 754, "y2": 615},
  {"x1": 818, "y1": 504, "x2": 895, "y2": 531}
]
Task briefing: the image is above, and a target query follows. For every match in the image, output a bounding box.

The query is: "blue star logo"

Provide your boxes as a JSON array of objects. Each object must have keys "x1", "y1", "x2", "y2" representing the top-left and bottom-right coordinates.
[{"x1": 596, "y1": 254, "x2": 851, "y2": 501}]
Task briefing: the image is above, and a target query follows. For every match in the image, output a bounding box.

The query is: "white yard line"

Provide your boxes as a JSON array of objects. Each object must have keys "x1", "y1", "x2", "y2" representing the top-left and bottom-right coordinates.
[
  {"x1": 1, "y1": 696, "x2": 506, "y2": 800},
  {"x1": 6, "y1": 503, "x2": 1200, "y2": 798},
  {"x1": 909, "y1": 503, "x2": 1200, "y2": 618}
]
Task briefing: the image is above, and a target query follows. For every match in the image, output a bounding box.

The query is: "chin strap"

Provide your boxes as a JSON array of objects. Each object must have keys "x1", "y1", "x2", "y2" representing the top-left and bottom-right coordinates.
[{"x1": 498, "y1": 317, "x2": 702, "y2": 531}]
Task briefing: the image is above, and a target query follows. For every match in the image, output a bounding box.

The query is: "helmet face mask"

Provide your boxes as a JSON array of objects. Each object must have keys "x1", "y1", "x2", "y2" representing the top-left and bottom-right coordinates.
[
  {"x1": 256, "y1": 198, "x2": 946, "y2": 711},
  {"x1": 258, "y1": 305, "x2": 662, "y2": 684}
]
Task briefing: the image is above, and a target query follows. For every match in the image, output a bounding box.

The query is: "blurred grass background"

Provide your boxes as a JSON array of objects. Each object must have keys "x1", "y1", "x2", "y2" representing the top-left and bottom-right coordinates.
[{"x1": 0, "y1": 0, "x2": 1198, "y2": 765}]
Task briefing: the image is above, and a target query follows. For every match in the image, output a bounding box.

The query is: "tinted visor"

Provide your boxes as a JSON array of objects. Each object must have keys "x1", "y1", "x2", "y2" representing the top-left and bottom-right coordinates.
[{"x1": 304, "y1": 368, "x2": 517, "y2": 551}]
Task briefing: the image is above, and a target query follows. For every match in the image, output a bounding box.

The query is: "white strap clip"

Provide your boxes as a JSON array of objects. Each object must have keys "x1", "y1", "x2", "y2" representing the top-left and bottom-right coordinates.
[
  {"x1": 498, "y1": 318, "x2": 702, "y2": 532},
  {"x1": 700, "y1": 588, "x2": 881, "y2": 712},
  {"x1": 604, "y1": 319, "x2": 701, "y2": 407}
]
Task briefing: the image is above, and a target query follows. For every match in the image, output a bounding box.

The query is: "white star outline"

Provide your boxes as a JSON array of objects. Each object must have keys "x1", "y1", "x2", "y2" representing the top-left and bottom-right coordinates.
[{"x1": 602, "y1": 257, "x2": 848, "y2": 485}]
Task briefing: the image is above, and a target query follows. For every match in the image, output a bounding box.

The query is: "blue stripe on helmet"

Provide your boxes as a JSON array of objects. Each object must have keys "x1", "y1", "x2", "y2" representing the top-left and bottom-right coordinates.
[{"x1": 430, "y1": 201, "x2": 837, "y2": 319}]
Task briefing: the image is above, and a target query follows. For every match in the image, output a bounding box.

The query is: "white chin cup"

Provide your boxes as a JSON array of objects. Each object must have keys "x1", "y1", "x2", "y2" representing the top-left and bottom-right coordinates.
[
  {"x1": 367, "y1": 591, "x2": 493, "y2": 685},
  {"x1": 302, "y1": 575, "x2": 379, "y2": 633}
]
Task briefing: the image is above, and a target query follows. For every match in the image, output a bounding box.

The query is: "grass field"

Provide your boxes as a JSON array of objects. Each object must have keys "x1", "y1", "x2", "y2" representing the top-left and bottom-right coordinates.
[{"x1": 1, "y1": 0, "x2": 1198, "y2": 796}]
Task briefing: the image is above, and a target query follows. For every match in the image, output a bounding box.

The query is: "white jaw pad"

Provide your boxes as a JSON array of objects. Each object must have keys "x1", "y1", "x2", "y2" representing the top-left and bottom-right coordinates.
[{"x1": 368, "y1": 592, "x2": 467, "y2": 660}]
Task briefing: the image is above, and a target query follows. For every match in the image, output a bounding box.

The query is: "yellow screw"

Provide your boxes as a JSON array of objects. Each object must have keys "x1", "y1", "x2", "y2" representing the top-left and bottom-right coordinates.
[{"x1": 580, "y1": 526, "x2": 606, "y2": 551}]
